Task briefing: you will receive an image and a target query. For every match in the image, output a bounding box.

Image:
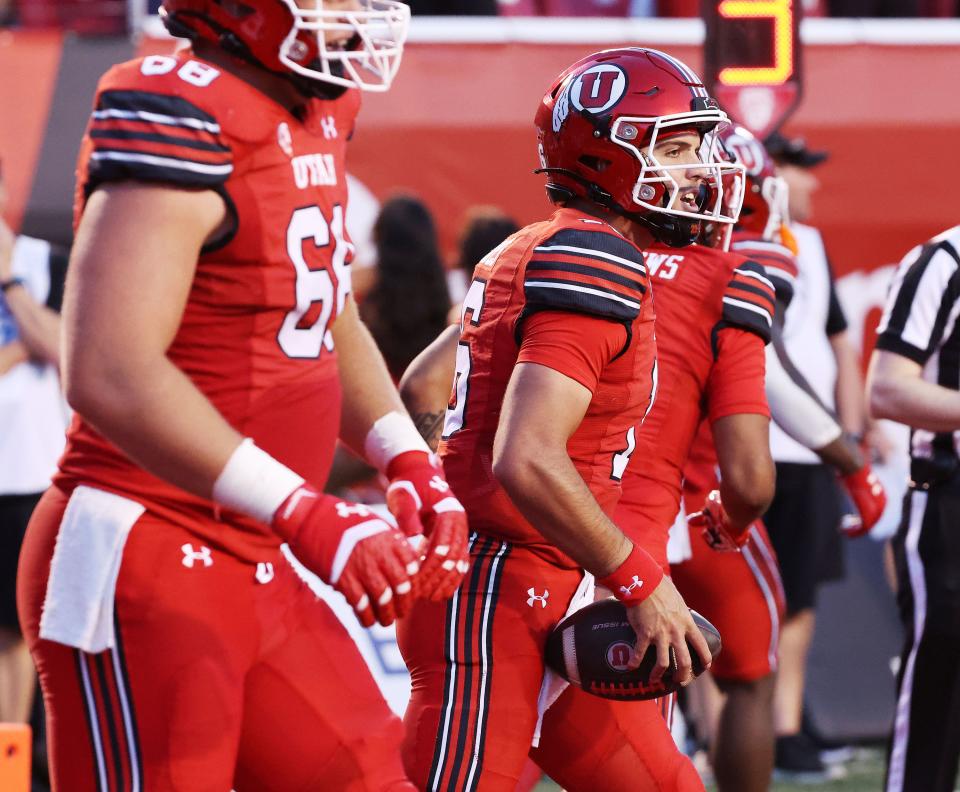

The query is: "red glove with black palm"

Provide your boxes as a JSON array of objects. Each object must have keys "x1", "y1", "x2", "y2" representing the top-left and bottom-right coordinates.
[
  {"x1": 838, "y1": 464, "x2": 887, "y2": 538},
  {"x1": 386, "y1": 450, "x2": 470, "y2": 600},
  {"x1": 272, "y1": 485, "x2": 420, "y2": 627},
  {"x1": 688, "y1": 490, "x2": 748, "y2": 552}
]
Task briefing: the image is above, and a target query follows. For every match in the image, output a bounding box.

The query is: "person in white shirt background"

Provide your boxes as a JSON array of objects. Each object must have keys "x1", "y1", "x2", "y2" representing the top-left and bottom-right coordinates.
[
  {"x1": 762, "y1": 133, "x2": 881, "y2": 781},
  {"x1": 0, "y1": 160, "x2": 68, "y2": 727}
]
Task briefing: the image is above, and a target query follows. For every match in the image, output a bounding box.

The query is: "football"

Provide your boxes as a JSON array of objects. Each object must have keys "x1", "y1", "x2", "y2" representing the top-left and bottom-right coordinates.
[{"x1": 544, "y1": 599, "x2": 722, "y2": 701}]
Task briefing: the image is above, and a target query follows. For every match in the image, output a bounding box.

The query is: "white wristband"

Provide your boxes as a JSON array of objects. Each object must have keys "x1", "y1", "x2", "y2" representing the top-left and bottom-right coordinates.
[
  {"x1": 212, "y1": 439, "x2": 305, "y2": 524},
  {"x1": 363, "y1": 411, "x2": 431, "y2": 473}
]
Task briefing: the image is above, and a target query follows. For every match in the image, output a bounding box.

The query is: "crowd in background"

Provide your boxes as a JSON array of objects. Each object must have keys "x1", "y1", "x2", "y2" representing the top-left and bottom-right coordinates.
[{"x1": 0, "y1": 0, "x2": 957, "y2": 30}]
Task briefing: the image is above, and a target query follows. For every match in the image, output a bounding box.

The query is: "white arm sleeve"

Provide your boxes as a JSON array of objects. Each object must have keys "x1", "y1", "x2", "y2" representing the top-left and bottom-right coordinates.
[{"x1": 765, "y1": 343, "x2": 843, "y2": 451}]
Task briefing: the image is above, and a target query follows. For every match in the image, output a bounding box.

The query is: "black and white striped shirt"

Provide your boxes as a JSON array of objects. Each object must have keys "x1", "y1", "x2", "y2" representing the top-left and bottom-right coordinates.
[{"x1": 875, "y1": 225, "x2": 960, "y2": 461}]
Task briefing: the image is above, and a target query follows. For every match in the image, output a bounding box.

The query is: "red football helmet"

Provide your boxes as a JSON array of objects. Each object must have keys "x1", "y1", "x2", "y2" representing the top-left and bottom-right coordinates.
[
  {"x1": 160, "y1": 0, "x2": 410, "y2": 94},
  {"x1": 718, "y1": 123, "x2": 789, "y2": 241},
  {"x1": 535, "y1": 48, "x2": 745, "y2": 247}
]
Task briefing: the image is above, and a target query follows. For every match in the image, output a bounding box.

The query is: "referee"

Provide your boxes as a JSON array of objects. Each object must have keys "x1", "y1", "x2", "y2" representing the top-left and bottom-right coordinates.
[{"x1": 869, "y1": 224, "x2": 960, "y2": 792}]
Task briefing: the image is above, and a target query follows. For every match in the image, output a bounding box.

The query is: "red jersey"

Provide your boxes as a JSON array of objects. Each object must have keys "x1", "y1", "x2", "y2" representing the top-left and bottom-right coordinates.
[
  {"x1": 57, "y1": 51, "x2": 360, "y2": 560},
  {"x1": 439, "y1": 208, "x2": 656, "y2": 567},
  {"x1": 729, "y1": 230, "x2": 799, "y2": 308},
  {"x1": 616, "y1": 242, "x2": 772, "y2": 566},
  {"x1": 678, "y1": 229, "x2": 800, "y2": 515}
]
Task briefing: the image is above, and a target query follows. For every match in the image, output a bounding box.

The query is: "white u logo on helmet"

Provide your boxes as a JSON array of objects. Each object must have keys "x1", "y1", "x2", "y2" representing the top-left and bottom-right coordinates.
[{"x1": 569, "y1": 64, "x2": 628, "y2": 116}]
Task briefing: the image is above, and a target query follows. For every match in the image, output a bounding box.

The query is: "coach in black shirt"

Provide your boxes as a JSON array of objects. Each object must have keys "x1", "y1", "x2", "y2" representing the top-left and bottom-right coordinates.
[{"x1": 869, "y1": 224, "x2": 960, "y2": 792}]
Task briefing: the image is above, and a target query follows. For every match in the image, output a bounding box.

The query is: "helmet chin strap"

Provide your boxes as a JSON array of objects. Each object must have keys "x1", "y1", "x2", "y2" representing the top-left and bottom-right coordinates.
[
  {"x1": 633, "y1": 211, "x2": 700, "y2": 248},
  {"x1": 634, "y1": 182, "x2": 710, "y2": 248},
  {"x1": 286, "y1": 64, "x2": 350, "y2": 100},
  {"x1": 535, "y1": 167, "x2": 701, "y2": 248}
]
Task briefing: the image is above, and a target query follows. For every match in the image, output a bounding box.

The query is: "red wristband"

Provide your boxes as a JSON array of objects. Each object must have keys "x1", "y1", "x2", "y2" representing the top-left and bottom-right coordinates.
[{"x1": 599, "y1": 544, "x2": 664, "y2": 605}]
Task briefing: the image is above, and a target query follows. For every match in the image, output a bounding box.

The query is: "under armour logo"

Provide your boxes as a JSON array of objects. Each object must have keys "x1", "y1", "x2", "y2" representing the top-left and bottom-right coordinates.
[
  {"x1": 429, "y1": 475, "x2": 450, "y2": 493},
  {"x1": 321, "y1": 115, "x2": 338, "y2": 140},
  {"x1": 526, "y1": 588, "x2": 549, "y2": 608},
  {"x1": 619, "y1": 576, "x2": 643, "y2": 596},
  {"x1": 336, "y1": 502, "x2": 371, "y2": 519},
  {"x1": 181, "y1": 544, "x2": 213, "y2": 569},
  {"x1": 255, "y1": 562, "x2": 275, "y2": 584}
]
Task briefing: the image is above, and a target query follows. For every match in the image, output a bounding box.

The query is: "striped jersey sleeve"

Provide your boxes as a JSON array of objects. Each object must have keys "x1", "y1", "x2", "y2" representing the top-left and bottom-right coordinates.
[
  {"x1": 522, "y1": 228, "x2": 647, "y2": 323},
  {"x1": 84, "y1": 89, "x2": 233, "y2": 191},
  {"x1": 730, "y1": 237, "x2": 798, "y2": 308},
  {"x1": 875, "y1": 233, "x2": 960, "y2": 364},
  {"x1": 718, "y1": 259, "x2": 777, "y2": 344}
]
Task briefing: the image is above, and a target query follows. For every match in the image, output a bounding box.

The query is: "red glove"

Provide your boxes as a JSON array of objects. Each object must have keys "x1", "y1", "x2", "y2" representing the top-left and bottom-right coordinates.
[
  {"x1": 839, "y1": 464, "x2": 887, "y2": 538},
  {"x1": 386, "y1": 451, "x2": 470, "y2": 601},
  {"x1": 272, "y1": 484, "x2": 420, "y2": 627},
  {"x1": 688, "y1": 490, "x2": 747, "y2": 552}
]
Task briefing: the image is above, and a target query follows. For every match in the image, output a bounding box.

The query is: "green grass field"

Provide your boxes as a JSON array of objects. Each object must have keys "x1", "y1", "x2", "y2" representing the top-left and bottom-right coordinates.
[
  {"x1": 763, "y1": 749, "x2": 885, "y2": 792},
  {"x1": 534, "y1": 747, "x2": 886, "y2": 792}
]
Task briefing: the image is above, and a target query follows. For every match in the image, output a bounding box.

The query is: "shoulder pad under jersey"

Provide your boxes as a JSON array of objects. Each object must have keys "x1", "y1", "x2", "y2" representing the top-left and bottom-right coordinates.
[{"x1": 523, "y1": 226, "x2": 648, "y2": 323}]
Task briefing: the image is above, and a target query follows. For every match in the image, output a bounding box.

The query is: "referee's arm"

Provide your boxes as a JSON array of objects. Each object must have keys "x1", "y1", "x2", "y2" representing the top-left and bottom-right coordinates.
[
  {"x1": 867, "y1": 236, "x2": 960, "y2": 432},
  {"x1": 868, "y1": 350, "x2": 960, "y2": 432}
]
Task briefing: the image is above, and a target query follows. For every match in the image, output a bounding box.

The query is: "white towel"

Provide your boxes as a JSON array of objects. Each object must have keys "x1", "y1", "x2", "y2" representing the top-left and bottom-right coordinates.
[
  {"x1": 666, "y1": 501, "x2": 692, "y2": 565},
  {"x1": 39, "y1": 486, "x2": 144, "y2": 653},
  {"x1": 532, "y1": 571, "x2": 596, "y2": 747}
]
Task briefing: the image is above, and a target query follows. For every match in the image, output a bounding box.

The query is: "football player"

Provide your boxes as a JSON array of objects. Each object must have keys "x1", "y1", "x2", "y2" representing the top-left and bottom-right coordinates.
[
  {"x1": 399, "y1": 121, "x2": 885, "y2": 791},
  {"x1": 396, "y1": 48, "x2": 745, "y2": 791},
  {"x1": 646, "y1": 124, "x2": 885, "y2": 792},
  {"x1": 16, "y1": 2, "x2": 469, "y2": 790}
]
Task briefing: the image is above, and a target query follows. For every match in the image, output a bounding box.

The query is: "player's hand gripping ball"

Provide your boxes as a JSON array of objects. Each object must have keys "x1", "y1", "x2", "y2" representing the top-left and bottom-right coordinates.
[
  {"x1": 386, "y1": 451, "x2": 470, "y2": 600},
  {"x1": 545, "y1": 599, "x2": 722, "y2": 700}
]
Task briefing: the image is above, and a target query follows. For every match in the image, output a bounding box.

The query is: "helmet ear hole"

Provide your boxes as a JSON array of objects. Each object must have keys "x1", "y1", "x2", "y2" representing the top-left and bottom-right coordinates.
[
  {"x1": 219, "y1": 1, "x2": 255, "y2": 19},
  {"x1": 578, "y1": 155, "x2": 611, "y2": 174}
]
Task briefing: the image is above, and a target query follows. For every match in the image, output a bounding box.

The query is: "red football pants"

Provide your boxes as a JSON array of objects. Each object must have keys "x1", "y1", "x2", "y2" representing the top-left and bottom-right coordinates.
[
  {"x1": 532, "y1": 686, "x2": 702, "y2": 792},
  {"x1": 18, "y1": 484, "x2": 413, "y2": 792},
  {"x1": 671, "y1": 521, "x2": 786, "y2": 682},
  {"x1": 397, "y1": 534, "x2": 700, "y2": 791}
]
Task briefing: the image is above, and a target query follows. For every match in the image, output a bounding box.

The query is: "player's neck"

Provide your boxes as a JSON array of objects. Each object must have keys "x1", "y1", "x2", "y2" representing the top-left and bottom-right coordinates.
[
  {"x1": 190, "y1": 41, "x2": 308, "y2": 115},
  {"x1": 566, "y1": 199, "x2": 656, "y2": 249}
]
